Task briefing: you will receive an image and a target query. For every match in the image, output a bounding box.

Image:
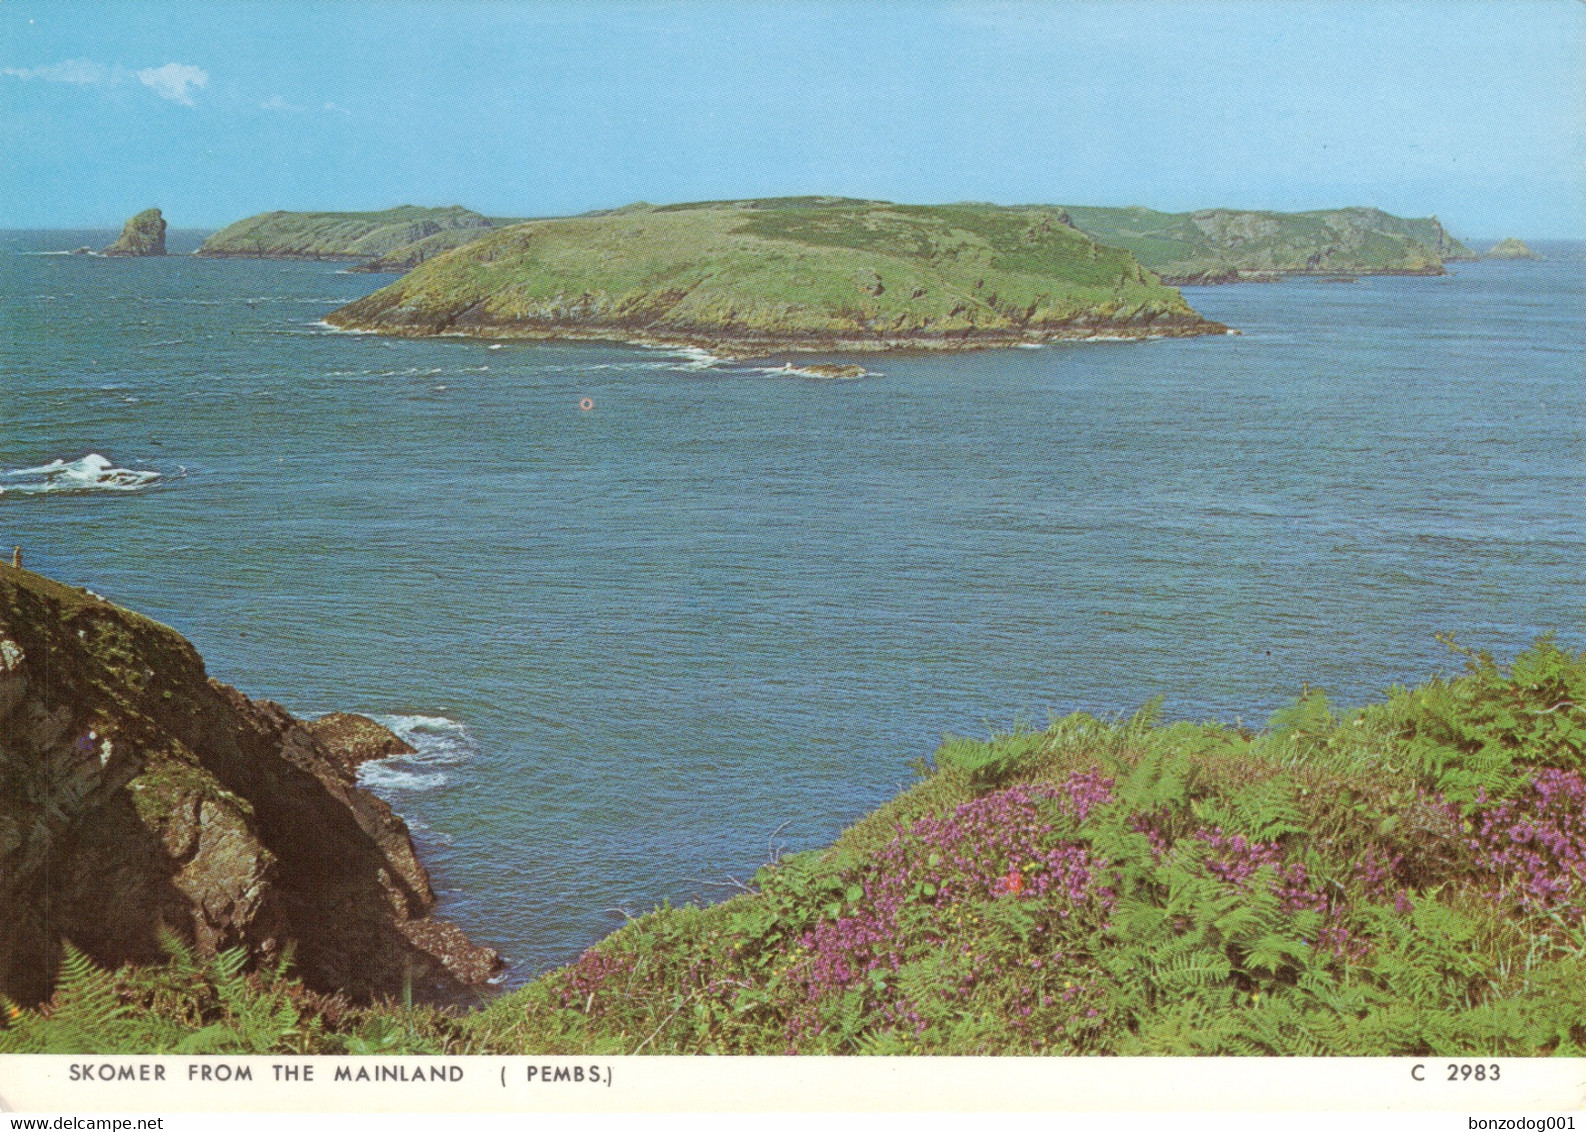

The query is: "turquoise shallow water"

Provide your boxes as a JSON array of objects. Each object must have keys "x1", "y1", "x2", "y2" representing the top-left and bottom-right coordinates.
[{"x1": 2, "y1": 230, "x2": 1583, "y2": 985}]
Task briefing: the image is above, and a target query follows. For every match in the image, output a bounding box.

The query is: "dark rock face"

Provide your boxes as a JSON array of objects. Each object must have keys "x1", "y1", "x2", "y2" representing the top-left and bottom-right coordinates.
[
  {"x1": 0, "y1": 564, "x2": 500, "y2": 1008},
  {"x1": 102, "y1": 209, "x2": 167, "y2": 257}
]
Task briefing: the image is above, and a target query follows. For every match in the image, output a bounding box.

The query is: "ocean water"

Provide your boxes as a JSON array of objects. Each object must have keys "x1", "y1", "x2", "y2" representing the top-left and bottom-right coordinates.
[{"x1": 2, "y1": 230, "x2": 1582, "y2": 985}]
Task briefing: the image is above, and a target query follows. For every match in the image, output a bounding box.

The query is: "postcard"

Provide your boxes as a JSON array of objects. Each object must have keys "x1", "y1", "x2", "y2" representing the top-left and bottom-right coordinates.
[{"x1": 1, "y1": 0, "x2": 1583, "y2": 1121}]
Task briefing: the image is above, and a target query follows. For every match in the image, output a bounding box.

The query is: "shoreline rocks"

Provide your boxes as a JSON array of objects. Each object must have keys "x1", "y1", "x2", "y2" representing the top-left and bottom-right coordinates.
[{"x1": 307, "y1": 712, "x2": 416, "y2": 783}]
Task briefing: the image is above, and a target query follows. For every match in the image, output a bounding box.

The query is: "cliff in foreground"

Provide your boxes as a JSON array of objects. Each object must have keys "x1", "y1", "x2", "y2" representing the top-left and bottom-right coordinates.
[
  {"x1": 325, "y1": 197, "x2": 1224, "y2": 353},
  {"x1": 101, "y1": 209, "x2": 167, "y2": 257},
  {"x1": 0, "y1": 561, "x2": 499, "y2": 1010}
]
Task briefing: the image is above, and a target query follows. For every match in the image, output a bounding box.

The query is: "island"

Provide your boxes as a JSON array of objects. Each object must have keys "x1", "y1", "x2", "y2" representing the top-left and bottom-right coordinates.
[
  {"x1": 193, "y1": 204, "x2": 498, "y2": 262},
  {"x1": 197, "y1": 200, "x2": 1480, "y2": 297},
  {"x1": 1485, "y1": 237, "x2": 1542, "y2": 260},
  {"x1": 323, "y1": 197, "x2": 1227, "y2": 353},
  {"x1": 100, "y1": 208, "x2": 167, "y2": 257},
  {"x1": 1058, "y1": 205, "x2": 1477, "y2": 283},
  {"x1": 0, "y1": 561, "x2": 500, "y2": 1010}
]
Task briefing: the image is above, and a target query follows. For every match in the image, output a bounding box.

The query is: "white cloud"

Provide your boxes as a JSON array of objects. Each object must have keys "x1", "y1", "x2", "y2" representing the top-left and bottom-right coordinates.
[
  {"x1": 323, "y1": 101, "x2": 351, "y2": 116},
  {"x1": 260, "y1": 94, "x2": 304, "y2": 112},
  {"x1": 1, "y1": 58, "x2": 107, "y2": 84},
  {"x1": 137, "y1": 62, "x2": 208, "y2": 105},
  {"x1": 3, "y1": 58, "x2": 210, "y2": 105}
]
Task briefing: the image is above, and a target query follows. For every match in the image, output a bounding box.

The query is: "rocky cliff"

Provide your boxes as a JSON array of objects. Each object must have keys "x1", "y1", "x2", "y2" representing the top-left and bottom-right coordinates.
[
  {"x1": 0, "y1": 562, "x2": 499, "y2": 1008},
  {"x1": 101, "y1": 209, "x2": 167, "y2": 257}
]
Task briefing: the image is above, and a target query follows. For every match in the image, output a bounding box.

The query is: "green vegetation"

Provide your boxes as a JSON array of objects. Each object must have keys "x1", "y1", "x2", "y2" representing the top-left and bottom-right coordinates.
[
  {"x1": 348, "y1": 225, "x2": 511, "y2": 273},
  {"x1": 0, "y1": 935, "x2": 464, "y2": 1055},
  {"x1": 325, "y1": 197, "x2": 1220, "y2": 351},
  {"x1": 1059, "y1": 205, "x2": 1477, "y2": 283},
  {"x1": 195, "y1": 200, "x2": 1479, "y2": 292},
  {"x1": 8, "y1": 637, "x2": 1584, "y2": 1056},
  {"x1": 194, "y1": 205, "x2": 497, "y2": 261}
]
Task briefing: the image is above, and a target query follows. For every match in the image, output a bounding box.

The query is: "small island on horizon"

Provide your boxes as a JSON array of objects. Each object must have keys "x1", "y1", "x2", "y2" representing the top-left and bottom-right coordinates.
[{"x1": 1486, "y1": 237, "x2": 1543, "y2": 261}]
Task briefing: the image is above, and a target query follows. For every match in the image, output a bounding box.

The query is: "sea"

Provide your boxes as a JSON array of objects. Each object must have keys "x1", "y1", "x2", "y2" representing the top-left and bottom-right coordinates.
[{"x1": 2, "y1": 229, "x2": 1582, "y2": 987}]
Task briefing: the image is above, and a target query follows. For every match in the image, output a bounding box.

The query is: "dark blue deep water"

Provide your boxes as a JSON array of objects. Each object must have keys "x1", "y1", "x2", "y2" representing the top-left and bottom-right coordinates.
[{"x1": 3, "y1": 230, "x2": 1582, "y2": 984}]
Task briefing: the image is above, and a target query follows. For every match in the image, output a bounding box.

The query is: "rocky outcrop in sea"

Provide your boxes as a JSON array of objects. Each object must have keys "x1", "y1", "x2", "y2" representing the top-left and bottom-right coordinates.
[
  {"x1": 1485, "y1": 238, "x2": 1541, "y2": 260},
  {"x1": 101, "y1": 209, "x2": 167, "y2": 257}
]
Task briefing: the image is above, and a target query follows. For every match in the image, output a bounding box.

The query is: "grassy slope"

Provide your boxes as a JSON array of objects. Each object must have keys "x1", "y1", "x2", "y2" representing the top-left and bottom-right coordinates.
[
  {"x1": 1061, "y1": 205, "x2": 1478, "y2": 281},
  {"x1": 193, "y1": 206, "x2": 496, "y2": 260},
  {"x1": 323, "y1": 197, "x2": 1221, "y2": 351},
  {"x1": 9, "y1": 637, "x2": 1584, "y2": 1056}
]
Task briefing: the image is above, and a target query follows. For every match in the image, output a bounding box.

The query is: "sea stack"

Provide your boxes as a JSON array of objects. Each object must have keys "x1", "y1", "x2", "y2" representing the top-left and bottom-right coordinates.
[
  {"x1": 1485, "y1": 237, "x2": 1541, "y2": 260},
  {"x1": 102, "y1": 208, "x2": 167, "y2": 256}
]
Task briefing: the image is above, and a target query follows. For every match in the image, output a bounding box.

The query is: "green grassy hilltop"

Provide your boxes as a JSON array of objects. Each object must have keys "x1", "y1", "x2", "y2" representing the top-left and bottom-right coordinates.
[
  {"x1": 323, "y1": 197, "x2": 1222, "y2": 352},
  {"x1": 7, "y1": 635, "x2": 1584, "y2": 1056},
  {"x1": 1060, "y1": 205, "x2": 1477, "y2": 283}
]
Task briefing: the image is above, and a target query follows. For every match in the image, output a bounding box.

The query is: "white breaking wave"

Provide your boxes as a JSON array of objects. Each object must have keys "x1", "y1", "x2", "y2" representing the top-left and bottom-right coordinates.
[
  {"x1": 667, "y1": 346, "x2": 722, "y2": 371},
  {"x1": 358, "y1": 713, "x2": 478, "y2": 796},
  {"x1": 308, "y1": 319, "x2": 379, "y2": 334},
  {"x1": 0, "y1": 453, "x2": 161, "y2": 496}
]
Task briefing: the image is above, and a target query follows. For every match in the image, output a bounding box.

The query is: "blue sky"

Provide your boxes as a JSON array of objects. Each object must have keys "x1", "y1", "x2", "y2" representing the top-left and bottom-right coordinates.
[{"x1": 2, "y1": 1, "x2": 1582, "y2": 237}]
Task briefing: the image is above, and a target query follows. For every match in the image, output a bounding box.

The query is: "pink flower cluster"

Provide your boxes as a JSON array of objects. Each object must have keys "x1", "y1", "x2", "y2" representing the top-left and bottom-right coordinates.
[
  {"x1": 1193, "y1": 828, "x2": 1325, "y2": 911},
  {"x1": 1469, "y1": 768, "x2": 1586, "y2": 917},
  {"x1": 557, "y1": 948, "x2": 635, "y2": 1012},
  {"x1": 1129, "y1": 809, "x2": 1172, "y2": 860},
  {"x1": 1352, "y1": 848, "x2": 1404, "y2": 901},
  {"x1": 787, "y1": 774, "x2": 1119, "y2": 1025},
  {"x1": 1192, "y1": 827, "x2": 1364, "y2": 957}
]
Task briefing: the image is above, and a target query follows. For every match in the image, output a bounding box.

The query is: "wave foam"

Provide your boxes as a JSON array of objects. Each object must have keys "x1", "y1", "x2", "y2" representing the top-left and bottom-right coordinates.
[
  {"x1": 0, "y1": 454, "x2": 161, "y2": 496},
  {"x1": 667, "y1": 346, "x2": 723, "y2": 371},
  {"x1": 356, "y1": 713, "x2": 479, "y2": 796},
  {"x1": 308, "y1": 320, "x2": 379, "y2": 335},
  {"x1": 749, "y1": 363, "x2": 871, "y2": 380}
]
